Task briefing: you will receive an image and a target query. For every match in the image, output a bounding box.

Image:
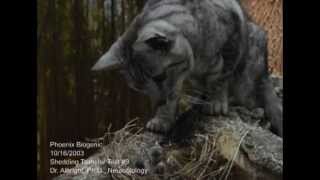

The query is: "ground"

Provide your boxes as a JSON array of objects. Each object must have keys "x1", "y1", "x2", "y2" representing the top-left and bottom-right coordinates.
[{"x1": 54, "y1": 76, "x2": 283, "y2": 180}]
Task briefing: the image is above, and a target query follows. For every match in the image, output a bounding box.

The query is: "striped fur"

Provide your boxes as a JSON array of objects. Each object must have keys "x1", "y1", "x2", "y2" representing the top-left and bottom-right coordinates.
[{"x1": 92, "y1": 0, "x2": 282, "y2": 137}]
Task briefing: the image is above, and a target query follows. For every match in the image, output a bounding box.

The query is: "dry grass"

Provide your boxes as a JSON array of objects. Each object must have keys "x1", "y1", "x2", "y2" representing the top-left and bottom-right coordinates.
[
  {"x1": 241, "y1": 0, "x2": 283, "y2": 75},
  {"x1": 167, "y1": 134, "x2": 225, "y2": 179},
  {"x1": 97, "y1": 119, "x2": 237, "y2": 180}
]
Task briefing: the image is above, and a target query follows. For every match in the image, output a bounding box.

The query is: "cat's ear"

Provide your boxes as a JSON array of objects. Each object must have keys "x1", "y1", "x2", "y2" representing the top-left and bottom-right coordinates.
[
  {"x1": 91, "y1": 40, "x2": 122, "y2": 71},
  {"x1": 133, "y1": 32, "x2": 172, "y2": 53},
  {"x1": 133, "y1": 23, "x2": 173, "y2": 52},
  {"x1": 92, "y1": 15, "x2": 141, "y2": 71}
]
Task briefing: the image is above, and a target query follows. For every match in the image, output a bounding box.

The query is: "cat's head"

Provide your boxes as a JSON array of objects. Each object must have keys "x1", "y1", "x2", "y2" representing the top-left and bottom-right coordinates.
[{"x1": 92, "y1": 15, "x2": 195, "y2": 93}]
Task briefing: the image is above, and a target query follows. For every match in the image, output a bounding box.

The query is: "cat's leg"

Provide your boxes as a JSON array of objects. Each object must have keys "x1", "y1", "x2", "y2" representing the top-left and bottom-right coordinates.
[
  {"x1": 199, "y1": 54, "x2": 230, "y2": 115},
  {"x1": 146, "y1": 67, "x2": 189, "y2": 134},
  {"x1": 258, "y1": 77, "x2": 283, "y2": 137},
  {"x1": 188, "y1": 75, "x2": 229, "y2": 115},
  {"x1": 247, "y1": 22, "x2": 283, "y2": 137},
  {"x1": 146, "y1": 95, "x2": 178, "y2": 134},
  {"x1": 206, "y1": 79, "x2": 229, "y2": 115}
]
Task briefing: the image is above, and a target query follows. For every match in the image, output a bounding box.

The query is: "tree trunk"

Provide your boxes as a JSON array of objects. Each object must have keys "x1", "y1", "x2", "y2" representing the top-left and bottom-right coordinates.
[
  {"x1": 71, "y1": 0, "x2": 95, "y2": 139},
  {"x1": 37, "y1": 0, "x2": 49, "y2": 178}
]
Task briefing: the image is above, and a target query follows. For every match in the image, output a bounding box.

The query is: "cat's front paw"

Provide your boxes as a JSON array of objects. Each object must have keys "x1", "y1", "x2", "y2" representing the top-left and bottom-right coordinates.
[
  {"x1": 202, "y1": 97, "x2": 228, "y2": 115},
  {"x1": 204, "y1": 81, "x2": 229, "y2": 115},
  {"x1": 211, "y1": 99, "x2": 228, "y2": 115},
  {"x1": 146, "y1": 117, "x2": 173, "y2": 134}
]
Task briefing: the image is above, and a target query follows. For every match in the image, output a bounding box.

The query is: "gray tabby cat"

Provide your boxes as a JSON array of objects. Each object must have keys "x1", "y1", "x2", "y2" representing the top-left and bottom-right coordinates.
[{"x1": 92, "y1": 0, "x2": 283, "y2": 137}]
